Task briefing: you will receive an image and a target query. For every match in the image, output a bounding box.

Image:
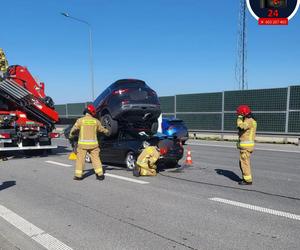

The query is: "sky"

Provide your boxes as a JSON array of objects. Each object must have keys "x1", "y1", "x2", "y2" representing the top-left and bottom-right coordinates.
[{"x1": 1, "y1": 0, "x2": 300, "y2": 104}]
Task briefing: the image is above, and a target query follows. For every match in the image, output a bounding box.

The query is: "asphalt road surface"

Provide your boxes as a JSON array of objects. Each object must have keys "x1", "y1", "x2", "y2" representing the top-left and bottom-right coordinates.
[{"x1": 0, "y1": 139, "x2": 299, "y2": 250}]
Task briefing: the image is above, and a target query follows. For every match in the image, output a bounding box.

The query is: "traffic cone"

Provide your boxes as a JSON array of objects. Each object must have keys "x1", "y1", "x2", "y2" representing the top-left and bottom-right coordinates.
[
  {"x1": 185, "y1": 147, "x2": 193, "y2": 166},
  {"x1": 68, "y1": 152, "x2": 77, "y2": 160}
]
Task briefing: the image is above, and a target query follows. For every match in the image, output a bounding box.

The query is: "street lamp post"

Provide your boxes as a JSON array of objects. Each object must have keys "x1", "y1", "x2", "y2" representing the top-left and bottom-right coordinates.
[{"x1": 61, "y1": 12, "x2": 95, "y2": 101}]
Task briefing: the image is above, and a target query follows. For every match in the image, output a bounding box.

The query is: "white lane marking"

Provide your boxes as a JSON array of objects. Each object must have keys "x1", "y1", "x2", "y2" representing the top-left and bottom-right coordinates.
[
  {"x1": 105, "y1": 173, "x2": 149, "y2": 184},
  {"x1": 0, "y1": 204, "x2": 73, "y2": 250},
  {"x1": 45, "y1": 161, "x2": 72, "y2": 167},
  {"x1": 44, "y1": 161, "x2": 148, "y2": 184},
  {"x1": 188, "y1": 142, "x2": 300, "y2": 154},
  {"x1": 209, "y1": 197, "x2": 300, "y2": 221}
]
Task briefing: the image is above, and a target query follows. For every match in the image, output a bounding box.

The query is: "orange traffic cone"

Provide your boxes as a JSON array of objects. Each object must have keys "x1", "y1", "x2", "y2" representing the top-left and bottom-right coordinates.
[{"x1": 185, "y1": 147, "x2": 193, "y2": 165}]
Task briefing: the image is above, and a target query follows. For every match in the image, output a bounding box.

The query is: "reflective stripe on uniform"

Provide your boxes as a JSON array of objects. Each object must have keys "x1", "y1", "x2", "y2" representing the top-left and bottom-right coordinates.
[
  {"x1": 239, "y1": 140, "x2": 255, "y2": 147},
  {"x1": 83, "y1": 119, "x2": 97, "y2": 125},
  {"x1": 78, "y1": 141, "x2": 98, "y2": 145},
  {"x1": 75, "y1": 170, "x2": 83, "y2": 177},
  {"x1": 94, "y1": 167, "x2": 102, "y2": 175},
  {"x1": 243, "y1": 175, "x2": 252, "y2": 182}
]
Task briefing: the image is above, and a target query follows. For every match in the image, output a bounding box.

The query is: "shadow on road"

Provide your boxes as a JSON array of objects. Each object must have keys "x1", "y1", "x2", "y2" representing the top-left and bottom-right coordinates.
[
  {"x1": 0, "y1": 181, "x2": 16, "y2": 191},
  {"x1": 215, "y1": 169, "x2": 242, "y2": 183},
  {"x1": 2, "y1": 146, "x2": 71, "y2": 160}
]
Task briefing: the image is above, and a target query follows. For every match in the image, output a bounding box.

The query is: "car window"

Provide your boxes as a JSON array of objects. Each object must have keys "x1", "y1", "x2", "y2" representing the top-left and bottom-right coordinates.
[
  {"x1": 119, "y1": 132, "x2": 137, "y2": 141},
  {"x1": 111, "y1": 80, "x2": 146, "y2": 89},
  {"x1": 118, "y1": 130, "x2": 151, "y2": 141}
]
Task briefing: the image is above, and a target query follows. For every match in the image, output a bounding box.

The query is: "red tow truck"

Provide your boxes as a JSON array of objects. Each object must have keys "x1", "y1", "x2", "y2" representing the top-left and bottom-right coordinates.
[{"x1": 0, "y1": 49, "x2": 59, "y2": 153}]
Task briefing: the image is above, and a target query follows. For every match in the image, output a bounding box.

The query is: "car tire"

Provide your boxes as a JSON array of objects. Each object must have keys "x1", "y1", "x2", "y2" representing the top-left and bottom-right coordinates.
[
  {"x1": 125, "y1": 151, "x2": 136, "y2": 171},
  {"x1": 101, "y1": 114, "x2": 118, "y2": 136}
]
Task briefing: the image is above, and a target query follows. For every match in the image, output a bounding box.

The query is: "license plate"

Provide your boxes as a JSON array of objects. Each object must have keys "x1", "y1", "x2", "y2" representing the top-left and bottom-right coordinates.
[{"x1": 0, "y1": 139, "x2": 12, "y2": 143}]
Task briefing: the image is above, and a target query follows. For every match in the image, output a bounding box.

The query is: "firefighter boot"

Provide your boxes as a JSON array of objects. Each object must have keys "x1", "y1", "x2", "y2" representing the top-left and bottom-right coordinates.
[
  {"x1": 96, "y1": 174, "x2": 105, "y2": 181},
  {"x1": 238, "y1": 180, "x2": 252, "y2": 185},
  {"x1": 73, "y1": 176, "x2": 83, "y2": 181},
  {"x1": 133, "y1": 165, "x2": 140, "y2": 177}
]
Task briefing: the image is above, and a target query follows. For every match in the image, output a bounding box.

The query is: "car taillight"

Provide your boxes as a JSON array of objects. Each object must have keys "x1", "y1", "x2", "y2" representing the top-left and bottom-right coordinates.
[
  {"x1": 121, "y1": 100, "x2": 130, "y2": 105},
  {"x1": 0, "y1": 133, "x2": 10, "y2": 139},
  {"x1": 50, "y1": 132, "x2": 60, "y2": 138},
  {"x1": 160, "y1": 148, "x2": 168, "y2": 155},
  {"x1": 112, "y1": 89, "x2": 129, "y2": 95},
  {"x1": 149, "y1": 90, "x2": 157, "y2": 96}
]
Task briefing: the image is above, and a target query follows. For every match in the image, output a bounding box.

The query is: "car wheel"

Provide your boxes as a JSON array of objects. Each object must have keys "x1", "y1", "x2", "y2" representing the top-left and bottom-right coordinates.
[
  {"x1": 85, "y1": 153, "x2": 92, "y2": 163},
  {"x1": 101, "y1": 114, "x2": 118, "y2": 136},
  {"x1": 125, "y1": 151, "x2": 136, "y2": 170}
]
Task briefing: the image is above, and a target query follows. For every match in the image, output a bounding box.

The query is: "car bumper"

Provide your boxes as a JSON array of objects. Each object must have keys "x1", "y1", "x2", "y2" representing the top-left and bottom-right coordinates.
[
  {"x1": 160, "y1": 149, "x2": 184, "y2": 162},
  {"x1": 113, "y1": 104, "x2": 161, "y2": 120}
]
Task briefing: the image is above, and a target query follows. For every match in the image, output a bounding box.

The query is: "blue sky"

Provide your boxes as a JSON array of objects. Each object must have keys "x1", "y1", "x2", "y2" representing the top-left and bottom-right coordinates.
[{"x1": 2, "y1": 0, "x2": 300, "y2": 104}]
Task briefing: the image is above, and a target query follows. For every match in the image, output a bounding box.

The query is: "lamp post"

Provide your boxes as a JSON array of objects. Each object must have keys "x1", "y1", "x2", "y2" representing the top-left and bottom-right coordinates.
[{"x1": 61, "y1": 12, "x2": 95, "y2": 101}]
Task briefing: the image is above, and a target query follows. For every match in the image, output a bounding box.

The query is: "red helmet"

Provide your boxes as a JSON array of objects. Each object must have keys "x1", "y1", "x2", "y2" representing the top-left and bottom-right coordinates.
[
  {"x1": 86, "y1": 104, "x2": 96, "y2": 116},
  {"x1": 236, "y1": 105, "x2": 251, "y2": 116}
]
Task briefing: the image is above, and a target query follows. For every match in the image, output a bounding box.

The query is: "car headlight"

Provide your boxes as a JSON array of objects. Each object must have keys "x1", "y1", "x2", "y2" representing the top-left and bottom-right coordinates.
[{"x1": 143, "y1": 141, "x2": 150, "y2": 148}]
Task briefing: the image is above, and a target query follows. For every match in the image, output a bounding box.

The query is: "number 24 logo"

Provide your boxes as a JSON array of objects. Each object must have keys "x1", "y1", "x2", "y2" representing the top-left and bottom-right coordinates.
[{"x1": 268, "y1": 9, "x2": 279, "y2": 17}]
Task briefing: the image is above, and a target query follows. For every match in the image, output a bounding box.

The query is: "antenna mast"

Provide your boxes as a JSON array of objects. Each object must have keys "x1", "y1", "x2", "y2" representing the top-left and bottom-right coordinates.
[{"x1": 236, "y1": 0, "x2": 248, "y2": 90}]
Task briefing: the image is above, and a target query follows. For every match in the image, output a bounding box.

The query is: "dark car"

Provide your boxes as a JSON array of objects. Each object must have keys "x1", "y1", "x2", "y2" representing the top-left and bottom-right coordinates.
[
  {"x1": 162, "y1": 118, "x2": 189, "y2": 144},
  {"x1": 64, "y1": 126, "x2": 183, "y2": 170},
  {"x1": 93, "y1": 79, "x2": 161, "y2": 136}
]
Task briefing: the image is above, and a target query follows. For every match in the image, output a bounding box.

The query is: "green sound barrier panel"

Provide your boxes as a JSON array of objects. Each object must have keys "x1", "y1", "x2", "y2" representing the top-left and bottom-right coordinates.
[
  {"x1": 66, "y1": 103, "x2": 86, "y2": 116},
  {"x1": 290, "y1": 86, "x2": 300, "y2": 110},
  {"x1": 159, "y1": 96, "x2": 175, "y2": 113},
  {"x1": 288, "y1": 112, "x2": 300, "y2": 133},
  {"x1": 224, "y1": 113, "x2": 286, "y2": 132},
  {"x1": 176, "y1": 114, "x2": 222, "y2": 130},
  {"x1": 54, "y1": 105, "x2": 66, "y2": 116},
  {"x1": 224, "y1": 88, "x2": 287, "y2": 111},
  {"x1": 176, "y1": 93, "x2": 222, "y2": 112}
]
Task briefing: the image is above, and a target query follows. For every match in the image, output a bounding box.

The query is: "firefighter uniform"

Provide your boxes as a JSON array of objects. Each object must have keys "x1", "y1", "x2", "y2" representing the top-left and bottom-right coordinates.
[
  {"x1": 237, "y1": 115, "x2": 257, "y2": 184},
  {"x1": 134, "y1": 146, "x2": 160, "y2": 176},
  {"x1": 70, "y1": 113, "x2": 108, "y2": 179},
  {"x1": 0, "y1": 48, "x2": 8, "y2": 73}
]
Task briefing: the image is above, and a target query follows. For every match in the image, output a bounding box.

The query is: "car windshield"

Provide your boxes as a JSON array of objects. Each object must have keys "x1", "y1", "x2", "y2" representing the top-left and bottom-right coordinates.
[
  {"x1": 121, "y1": 130, "x2": 150, "y2": 140},
  {"x1": 111, "y1": 80, "x2": 148, "y2": 89}
]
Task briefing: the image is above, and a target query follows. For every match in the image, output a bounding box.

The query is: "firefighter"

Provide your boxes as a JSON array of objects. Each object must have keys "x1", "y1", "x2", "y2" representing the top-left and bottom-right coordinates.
[
  {"x1": 236, "y1": 105, "x2": 257, "y2": 185},
  {"x1": 0, "y1": 48, "x2": 9, "y2": 73},
  {"x1": 133, "y1": 145, "x2": 160, "y2": 177},
  {"x1": 69, "y1": 104, "x2": 109, "y2": 181}
]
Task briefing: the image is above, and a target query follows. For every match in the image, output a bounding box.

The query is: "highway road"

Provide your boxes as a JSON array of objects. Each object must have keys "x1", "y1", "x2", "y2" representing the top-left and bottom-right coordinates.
[{"x1": 0, "y1": 139, "x2": 299, "y2": 250}]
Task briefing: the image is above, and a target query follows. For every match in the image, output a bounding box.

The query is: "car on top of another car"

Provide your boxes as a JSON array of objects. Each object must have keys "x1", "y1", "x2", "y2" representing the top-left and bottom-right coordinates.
[{"x1": 93, "y1": 79, "x2": 161, "y2": 136}]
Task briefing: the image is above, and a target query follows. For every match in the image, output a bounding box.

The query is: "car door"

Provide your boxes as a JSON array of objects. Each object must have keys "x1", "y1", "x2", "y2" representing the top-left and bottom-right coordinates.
[
  {"x1": 99, "y1": 136, "x2": 117, "y2": 164},
  {"x1": 117, "y1": 131, "x2": 143, "y2": 162}
]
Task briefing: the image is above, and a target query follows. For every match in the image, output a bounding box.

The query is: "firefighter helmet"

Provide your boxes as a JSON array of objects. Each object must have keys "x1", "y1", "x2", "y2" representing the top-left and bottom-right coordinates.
[
  {"x1": 236, "y1": 105, "x2": 251, "y2": 116},
  {"x1": 84, "y1": 104, "x2": 96, "y2": 116}
]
